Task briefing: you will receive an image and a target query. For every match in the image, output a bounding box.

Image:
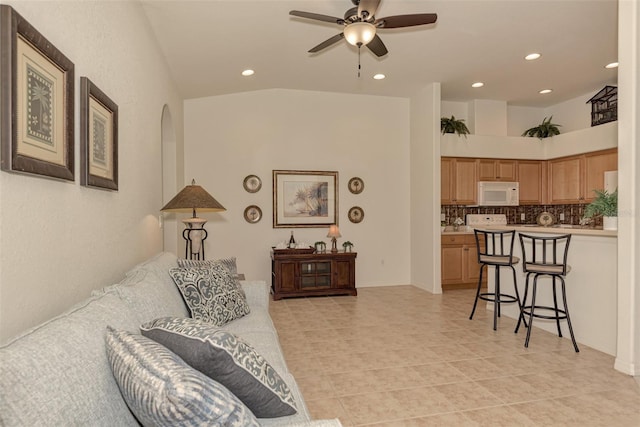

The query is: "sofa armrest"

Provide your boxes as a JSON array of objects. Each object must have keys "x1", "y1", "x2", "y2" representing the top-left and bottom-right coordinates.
[{"x1": 240, "y1": 280, "x2": 270, "y2": 309}]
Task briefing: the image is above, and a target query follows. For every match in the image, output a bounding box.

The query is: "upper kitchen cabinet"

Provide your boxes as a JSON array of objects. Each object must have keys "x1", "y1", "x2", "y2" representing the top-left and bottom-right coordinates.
[
  {"x1": 584, "y1": 148, "x2": 618, "y2": 202},
  {"x1": 441, "y1": 157, "x2": 477, "y2": 205},
  {"x1": 548, "y1": 155, "x2": 585, "y2": 203},
  {"x1": 517, "y1": 160, "x2": 546, "y2": 205},
  {"x1": 548, "y1": 149, "x2": 618, "y2": 204},
  {"x1": 477, "y1": 159, "x2": 517, "y2": 182}
]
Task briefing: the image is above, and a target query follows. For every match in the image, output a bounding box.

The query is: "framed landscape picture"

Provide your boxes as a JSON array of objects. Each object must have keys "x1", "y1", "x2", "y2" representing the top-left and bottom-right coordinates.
[
  {"x1": 80, "y1": 77, "x2": 118, "y2": 190},
  {"x1": 0, "y1": 5, "x2": 75, "y2": 181},
  {"x1": 273, "y1": 170, "x2": 338, "y2": 228}
]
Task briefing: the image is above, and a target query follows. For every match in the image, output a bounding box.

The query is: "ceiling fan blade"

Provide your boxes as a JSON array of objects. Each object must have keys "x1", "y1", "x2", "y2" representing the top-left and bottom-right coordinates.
[
  {"x1": 366, "y1": 34, "x2": 388, "y2": 57},
  {"x1": 375, "y1": 13, "x2": 438, "y2": 29},
  {"x1": 309, "y1": 33, "x2": 345, "y2": 53},
  {"x1": 358, "y1": 0, "x2": 380, "y2": 21},
  {"x1": 290, "y1": 10, "x2": 344, "y2": 25}
]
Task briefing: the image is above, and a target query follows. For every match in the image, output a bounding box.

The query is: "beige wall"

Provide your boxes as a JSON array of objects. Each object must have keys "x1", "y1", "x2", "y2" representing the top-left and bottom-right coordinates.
[
  {"x1": 183, "y1": 89, "x2": 411, "y2": 286},
  {"x1": 0, "y1": 1, "x2": 184, "y2": 344}
]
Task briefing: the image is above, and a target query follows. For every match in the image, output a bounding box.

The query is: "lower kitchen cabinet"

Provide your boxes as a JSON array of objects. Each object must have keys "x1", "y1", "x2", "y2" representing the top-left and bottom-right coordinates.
[
  {"x1": 271, "y1": 250, "x2": 357, "y2": 300},
  {"x1": 441, "y1": 234, "x2": 485, "y2": 290}
]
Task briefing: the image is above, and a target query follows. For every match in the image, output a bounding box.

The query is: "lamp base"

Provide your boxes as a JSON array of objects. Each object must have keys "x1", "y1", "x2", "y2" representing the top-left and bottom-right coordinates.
[
  {"x1": 182, "y1": 217, "x2": 208, "y2": 260},
  {"x1": 331, "y1": 237, "x2": 338, "y2": 253}
]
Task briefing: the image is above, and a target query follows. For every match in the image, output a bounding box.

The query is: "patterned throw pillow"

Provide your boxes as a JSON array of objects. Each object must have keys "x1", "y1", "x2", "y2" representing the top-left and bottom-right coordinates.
[
  {"x1": 177, "y1": 257, "x2": 238, "y2": 275},
  {"x1": 105, "y1": 327, "x2": 259, "y2": 427},
  {"x1": 141, "y1": 317, "x2": 297, "y2": 418},
  {"x1": 169, "y1": 263, "x2": 250, "y2": 326}
]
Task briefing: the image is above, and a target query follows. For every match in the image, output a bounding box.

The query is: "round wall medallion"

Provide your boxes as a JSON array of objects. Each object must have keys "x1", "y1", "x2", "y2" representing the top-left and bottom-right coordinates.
[
  {"x1": 244, "y1": 205, "x2": 262, "y2": 223},
  {"x1": 537, "y1": 211, "x2": 555, "y2": 227},
  {"x1": 348, "y1": 206, "x2": 364, "y2": 223},
  {"x1": 348, "y1": 177, "x2": 364, "y2": 194},
  {"x1": 243, "y1": 175, "x2": 262, "y2": 193}
]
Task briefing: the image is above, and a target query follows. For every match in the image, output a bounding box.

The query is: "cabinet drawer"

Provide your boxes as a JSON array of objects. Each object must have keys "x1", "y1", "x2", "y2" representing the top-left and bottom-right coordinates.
[{"x1": 442, "y1": 235, "x2": 470, "y2": 245}]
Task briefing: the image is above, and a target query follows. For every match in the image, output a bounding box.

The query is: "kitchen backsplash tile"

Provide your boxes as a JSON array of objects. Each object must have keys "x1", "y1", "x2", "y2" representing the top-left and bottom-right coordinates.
[{"x1": 441, "y1": 204, "x2": 602, "y2": 227}]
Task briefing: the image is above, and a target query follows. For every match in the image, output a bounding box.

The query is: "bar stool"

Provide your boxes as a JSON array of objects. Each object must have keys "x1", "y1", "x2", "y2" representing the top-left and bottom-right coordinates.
[
  {"x1": 515, "y1": 233, "x2": 579, "y2": 352},
  {"x1": 469, "y1": 229, "x2": 523, "y2": 331}
]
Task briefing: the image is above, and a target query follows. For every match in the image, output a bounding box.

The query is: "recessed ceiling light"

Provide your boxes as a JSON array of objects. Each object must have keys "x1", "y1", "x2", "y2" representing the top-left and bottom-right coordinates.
[
  {"x1": 605, "y1": 62, "x2": 619, "y2": 69},
  {"x1": 373, "y1": 73, "x2": 386, "y2": 80},
  {"x1": 471, "y1": 82, "x2": 484, "y2": 88},
  {"x1": 241, "y1": 69, "x2": 254, "y2": 76},
  {"x1": 525, "y1": 53, "x2": 541, "y2": 61},
  {"x1": 539, "y1": 89, "x2": 553, "y2": 94}
]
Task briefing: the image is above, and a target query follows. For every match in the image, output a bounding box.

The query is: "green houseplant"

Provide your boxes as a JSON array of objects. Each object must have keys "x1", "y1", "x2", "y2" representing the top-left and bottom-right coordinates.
[
  {"x1": 441, "y1": 116, "x2": 470, "y2": 137},
  {"x1": 583, "y1": 189, "x2": 618, "y2": 230},
  {"x1": 522, "y1": 116, "x2": 562, "y2": 139}
]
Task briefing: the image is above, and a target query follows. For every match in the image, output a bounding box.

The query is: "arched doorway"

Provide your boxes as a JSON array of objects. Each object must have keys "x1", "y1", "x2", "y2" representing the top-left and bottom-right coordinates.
[{"x1": 161, "y1": 105, "x2": 178, "y2": 254}]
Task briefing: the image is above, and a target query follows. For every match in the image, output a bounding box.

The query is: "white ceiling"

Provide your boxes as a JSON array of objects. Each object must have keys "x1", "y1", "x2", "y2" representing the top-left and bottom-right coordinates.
[{"x1": 139, "y1": 0, "x2": 618, "y2": 107}]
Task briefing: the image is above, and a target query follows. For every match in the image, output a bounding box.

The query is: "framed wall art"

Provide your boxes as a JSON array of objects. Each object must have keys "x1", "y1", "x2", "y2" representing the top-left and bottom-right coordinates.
[
  {"x1": 272, "y1": 170, "x2": 338, "y2": 228},
  {"x1": 243, "y1": 205, "x2": 262, "y2": 223},
  {"x1": 80, "y1": 77, "x2": 118, "y2": 190},
  {"x1": 243, "y1": 174, "x2": 262, "y2": 193},
  {"x1": 0, "y1": 5, "x2": 75, "y2": 181}
]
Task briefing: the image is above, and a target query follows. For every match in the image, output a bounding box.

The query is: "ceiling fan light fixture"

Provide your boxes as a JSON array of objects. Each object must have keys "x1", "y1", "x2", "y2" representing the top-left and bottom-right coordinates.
[{"x1": 344, "y1": 22, "x2": 376, "y2": 46}]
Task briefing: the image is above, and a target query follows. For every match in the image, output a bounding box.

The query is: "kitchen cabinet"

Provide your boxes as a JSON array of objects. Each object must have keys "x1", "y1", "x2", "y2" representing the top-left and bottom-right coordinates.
[
  {"x1": 584, "y1": 148, "x2": 617, "y2": 202},
  {"x1": 441, "y1": 234, "x2": 484, "y2": 290},
  {"x1": 271, "y1": 250, "x2": 357, "y2": 300},
  {"x1": 441, "y1": 157, "x2": 478, "y2": 205},
  {"x1": 477, "y1": 159, "x2": 517, "y2": 182},
  {"x1": 517, "y1": 160, "x2": 546, "y2": 205},
  {"x1": 548, "y1": 155, "x2": 584, "y2": 203},
  {"x1": 548, "y1": 149, "x2": 618, "y2": 204}
]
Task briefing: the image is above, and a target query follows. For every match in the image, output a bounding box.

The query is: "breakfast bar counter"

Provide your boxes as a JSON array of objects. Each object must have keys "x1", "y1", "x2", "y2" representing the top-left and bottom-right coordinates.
[{"x1": 443, "y1": 224, "x2": 618, "y2": 355}]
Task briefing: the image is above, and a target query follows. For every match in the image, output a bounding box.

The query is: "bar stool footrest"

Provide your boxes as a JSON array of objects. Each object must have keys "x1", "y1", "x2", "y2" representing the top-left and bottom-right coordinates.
[
  {"x1": 478, "y1": 292, "x2": 519, "y2": 304},
  {"x1": 522, "y1": 305, "x2": 568, "y2": 320}
]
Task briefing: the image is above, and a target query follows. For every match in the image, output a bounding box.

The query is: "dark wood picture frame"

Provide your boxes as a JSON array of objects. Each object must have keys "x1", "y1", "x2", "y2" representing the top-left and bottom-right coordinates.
[
  {"x1": 0, "y1": 5, "x2": 75, "y2": 181},
  {"x1": 273, "y1": 170, "x2": 338, "y2": 228},
  {"x1": 80, "y1": 77, "x2": 118, "y2": 190}
]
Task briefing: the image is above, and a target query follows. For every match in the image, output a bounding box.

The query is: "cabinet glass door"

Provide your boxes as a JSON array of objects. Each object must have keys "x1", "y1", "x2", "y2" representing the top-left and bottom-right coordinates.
[{"x1": 300, "y1": 261, "x2": 331, "y2": 288}]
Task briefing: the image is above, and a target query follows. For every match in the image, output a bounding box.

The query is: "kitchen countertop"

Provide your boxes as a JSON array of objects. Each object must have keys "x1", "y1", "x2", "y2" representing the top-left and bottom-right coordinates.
[{"x1": 442, "y1": 225, "x2": 617, "y2": 237}]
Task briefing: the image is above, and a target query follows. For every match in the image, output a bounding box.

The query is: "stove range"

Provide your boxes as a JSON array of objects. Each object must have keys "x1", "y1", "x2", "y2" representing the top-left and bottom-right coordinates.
[{"x1": 466, "y1": 214, "x2": 508, "y2": 227}]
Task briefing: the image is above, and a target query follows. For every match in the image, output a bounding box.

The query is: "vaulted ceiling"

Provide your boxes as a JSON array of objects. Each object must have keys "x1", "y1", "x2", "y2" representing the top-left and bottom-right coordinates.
[{"x1": 140, "y1": 0, "x2": 618, "y2": 107}]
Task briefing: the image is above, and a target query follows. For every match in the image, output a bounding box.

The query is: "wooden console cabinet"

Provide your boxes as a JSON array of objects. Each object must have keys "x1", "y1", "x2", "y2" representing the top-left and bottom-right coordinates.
[{"x1": 271, "y1": 250, "x2": 357, "y2": 300}]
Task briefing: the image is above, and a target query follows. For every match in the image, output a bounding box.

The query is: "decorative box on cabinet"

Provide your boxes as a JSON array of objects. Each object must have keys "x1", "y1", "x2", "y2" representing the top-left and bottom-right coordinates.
[
  {"x1": 441, "y1": 234, "x2": 485, "y2": 290},
  {"x1": 271, "y1": 250, "x2": 357, "y2": 300}
]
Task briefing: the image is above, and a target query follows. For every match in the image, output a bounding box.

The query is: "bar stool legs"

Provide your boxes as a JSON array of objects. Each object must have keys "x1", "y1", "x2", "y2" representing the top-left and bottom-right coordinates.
[{"x1": 469, "y1": 264, "x2": 523, "y2": 331}]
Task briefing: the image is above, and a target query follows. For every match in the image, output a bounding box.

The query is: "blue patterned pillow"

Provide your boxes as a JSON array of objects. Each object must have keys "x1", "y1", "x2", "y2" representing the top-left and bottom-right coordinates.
[
  {"x1": 141, "y1": 317, "x2": 297, "y2": 418},
  {"x1": 105, "y1": 327, "x2": 259, "y2": 427},
  {"x1": 169, "y1": 263, "x2": 250, "y2": 326}
]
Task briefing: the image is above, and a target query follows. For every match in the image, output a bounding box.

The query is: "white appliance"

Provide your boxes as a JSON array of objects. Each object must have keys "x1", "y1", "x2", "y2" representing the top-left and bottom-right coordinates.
[
  {"x1": 466, "y1": 214, "x2": 508, "y2": 228},
  {"x1": 477, "y1": 181, "x2": 519, "y2": 206},
  {"x1": 604, "y1": 170, "x2": 618, "y2": 193}
]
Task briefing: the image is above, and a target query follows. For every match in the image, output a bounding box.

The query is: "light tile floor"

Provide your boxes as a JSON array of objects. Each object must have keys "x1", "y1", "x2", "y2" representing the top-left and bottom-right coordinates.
[{"x1": 269, "y1": 286, "x2": 640, "y2": 426}]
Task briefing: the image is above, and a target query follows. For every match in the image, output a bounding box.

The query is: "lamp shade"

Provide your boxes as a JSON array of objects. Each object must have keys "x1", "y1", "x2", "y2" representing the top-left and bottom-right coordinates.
[
  {"x1": 327, "y1": 225, "x2": 342, "y2": 238},
  {"x1": 161, "y1": 179, "x2": 225, "y2": 215},
  {"x1": 343, "y1": 22, "x2": 376, "y2": 46}
]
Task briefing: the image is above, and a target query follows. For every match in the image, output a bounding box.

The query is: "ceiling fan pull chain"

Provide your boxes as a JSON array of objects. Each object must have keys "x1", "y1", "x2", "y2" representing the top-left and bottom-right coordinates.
[{"x1": 357, "y1": 44, "x2": 362, "y2": 77}]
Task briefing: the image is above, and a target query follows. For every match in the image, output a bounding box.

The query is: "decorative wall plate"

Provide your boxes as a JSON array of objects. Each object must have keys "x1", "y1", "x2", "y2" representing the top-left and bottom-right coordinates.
[
  {"x1": 348, "y1": 206, "x2": 364, "y2": 223},
  {"x1": 348, "y1": 177, "x2": 364, "y2": 194},
  {"x1": 244, "y1": 205, "x2": 262, "y2": 223},
  {"x1": 537, "y1": 211, "x2": 555, "y2": 227},
  {"x1": 243, "y1": 175, "x2": 262, "y2": 193}
]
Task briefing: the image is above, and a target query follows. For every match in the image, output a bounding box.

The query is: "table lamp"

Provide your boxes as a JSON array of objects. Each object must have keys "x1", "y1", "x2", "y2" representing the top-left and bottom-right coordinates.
[
  {"x1": 161, "y1": 179, "x2": 225, "y2": 259},
  {"x1": 327, "y1": 224, "x2": 341, "y2": 253}
]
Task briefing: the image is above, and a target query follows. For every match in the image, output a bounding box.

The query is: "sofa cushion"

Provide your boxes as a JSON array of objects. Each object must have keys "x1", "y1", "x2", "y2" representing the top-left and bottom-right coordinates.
[
  {"x1": 106, "y1": 327, "x2": 259, "y2": 427},
  {"x1": 0, "y1": 293, "x2": 140, "y2": 426},
  {"x1": 141, "y1": 317, "x2": 297, "y2": 418},
  {"x1": 169, "y1": 264, "x2": 250, "y2": 326}
]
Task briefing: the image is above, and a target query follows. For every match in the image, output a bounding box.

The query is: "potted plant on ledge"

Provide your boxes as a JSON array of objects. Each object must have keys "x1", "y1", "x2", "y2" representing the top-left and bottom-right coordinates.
[
  {"x1": 583, "y1": 189, "x2": 618, "y2": 230},
  {"x1": 441, "y1": 116, "x2": 470, "y2": 138},
  {"x1": 522, "y1": 116, "x2": 562, "y2": 139}
]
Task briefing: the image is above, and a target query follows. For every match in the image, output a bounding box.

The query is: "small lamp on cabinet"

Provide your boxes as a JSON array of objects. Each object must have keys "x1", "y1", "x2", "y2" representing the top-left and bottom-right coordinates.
[{"x1": 327, "y1": 224, "x2": 341, "y2": 253}]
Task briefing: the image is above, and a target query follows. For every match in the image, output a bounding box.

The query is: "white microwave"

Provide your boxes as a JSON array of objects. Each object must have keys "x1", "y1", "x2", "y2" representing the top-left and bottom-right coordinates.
[{"x1": 478, "y1": 181, "x2": 519, "y2": 206}]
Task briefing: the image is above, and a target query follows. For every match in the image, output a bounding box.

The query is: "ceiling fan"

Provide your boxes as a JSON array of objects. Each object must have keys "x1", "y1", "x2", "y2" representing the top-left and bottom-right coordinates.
[{"x1": 290, "y1": 0, "x2": 438, "y2": 57}]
